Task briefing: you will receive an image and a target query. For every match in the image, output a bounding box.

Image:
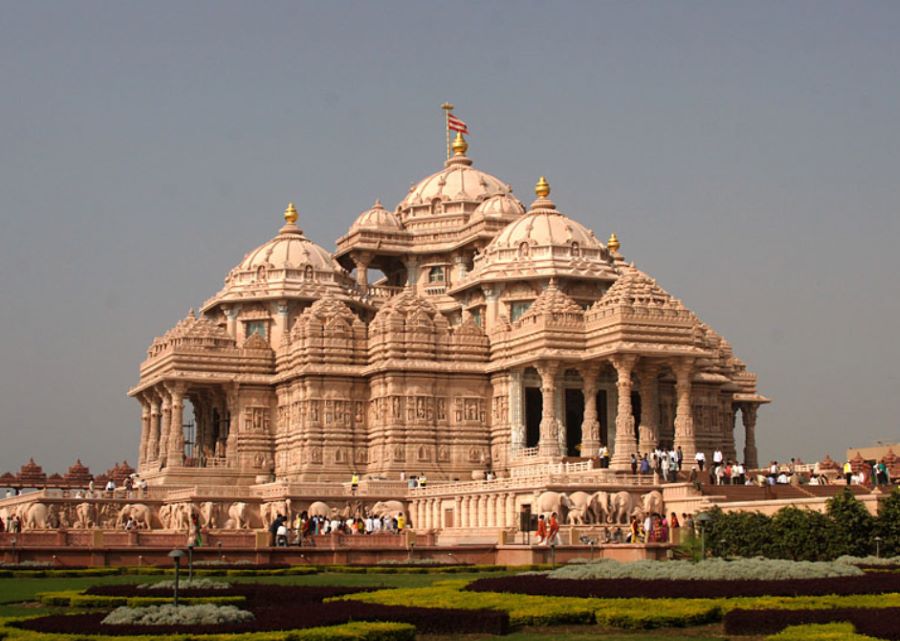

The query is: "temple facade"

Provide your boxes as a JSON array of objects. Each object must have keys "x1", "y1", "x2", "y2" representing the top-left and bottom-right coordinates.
[{"x1": 128, "y1": 133, "x2": 768, "y2": 487}]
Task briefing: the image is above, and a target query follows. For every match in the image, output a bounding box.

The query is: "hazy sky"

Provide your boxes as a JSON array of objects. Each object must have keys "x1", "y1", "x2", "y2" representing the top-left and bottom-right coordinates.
[{"x1": 1, "y1": 1, "x2": 898, "y2": 476}]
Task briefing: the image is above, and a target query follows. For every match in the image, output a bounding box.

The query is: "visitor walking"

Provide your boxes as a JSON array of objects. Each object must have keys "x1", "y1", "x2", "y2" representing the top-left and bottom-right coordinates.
[
  {"x1": 535, "y1": 514, "x2": 547, "y2": 545},
  {"x1": 546, "y1": 512, "x2": 560, "y2": 546},
  {"x1": 695, "y1": 451, "x2": 706, "y2": 472}
]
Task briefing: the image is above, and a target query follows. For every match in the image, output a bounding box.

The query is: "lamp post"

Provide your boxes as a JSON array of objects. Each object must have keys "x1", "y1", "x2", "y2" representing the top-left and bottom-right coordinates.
[
  {"x1": 168, "y1": 549, "x2": 186, "y2": 606},
  {"x1": 695, "y1": 512, "x2": 712, "y2": 562},
  {"x1": 187, "y1": 543, "x2": 194, "y2": 582},
  {"x1": 875, "y1": 536, "x2": 883, "y2": 559}
]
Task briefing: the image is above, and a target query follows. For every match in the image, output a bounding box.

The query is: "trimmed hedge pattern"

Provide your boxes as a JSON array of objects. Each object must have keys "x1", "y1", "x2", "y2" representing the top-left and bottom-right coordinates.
[
  {"x1": 725, "y1": 606, "x2": 900, "y2": 639},
  {"x1": 467, "y1": 571, "x2": 900, "y2": 598},
  {"x1": 767, "y1": 622, "x2": 882, "y2": 641},
  {"x1": 0, "y1": 619, "x2": 416, "y2": 641}
]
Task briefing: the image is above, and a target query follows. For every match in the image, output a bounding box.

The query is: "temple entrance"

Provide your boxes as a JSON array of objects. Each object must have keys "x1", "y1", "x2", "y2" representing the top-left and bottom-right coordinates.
[
  {"x1": 564, "y1": 389, "x2": 584, "y2": 456},
  {"x1": 524, "y1": 387, "x2": 542, "y2": 448},
  {"x1": 631, "y1": 391, "x2": 642, "y2": 435}
]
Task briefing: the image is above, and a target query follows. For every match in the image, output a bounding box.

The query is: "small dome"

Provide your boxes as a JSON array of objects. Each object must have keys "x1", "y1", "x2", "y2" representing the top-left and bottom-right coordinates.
[
  {"x1": 350, "y1": 200, "x2": 403, "y2": 232},
  {"x1": 472, "y1": 194, "x2": 526, "y2": 219},
  {"x1": 202, "y1": 204, "x2": 352, "y2": 312},
  {"x1": 490, "y1": 196, "x2": 602, "y2": 251},
  {"x1": 397, "y1": 140, "x2": 512, "y2": 214}
]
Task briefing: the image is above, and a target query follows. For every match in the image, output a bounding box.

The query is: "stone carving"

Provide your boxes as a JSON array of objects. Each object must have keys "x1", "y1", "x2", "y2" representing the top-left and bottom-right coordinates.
[
  {"x1": 223, "y1": 502, "x2": 251, "y2": 530},
  {"x1": 115, "y1": 504, "x2": 152, "y2": 530},
  {"x1": 306, "y1": 501, "x2": 331, "y2": 518},
  {"x1": 73, "y1": 502, "x2": 96, "y2": 529},
  {"x1": 609, "y1": 491, "x2": 634, "y2": 525},
  {"x1": 534, "y1": 491, "x2": 569, "y2": 519},
  {"x1": 198, "y1": 502, "x2": 220, "y2": 529},
  {"x1": 21, "y1": 503, "x2": 56, "y2": 530},
  {"x1": 640, "y1": 490, "x2": 664, "y2": 518},
  {"x1": 260, "y1": 500, "x2": 291, "y2": 527},
  {"x1": 370, "y1": 500, "x2": 405, "y2": 519}
]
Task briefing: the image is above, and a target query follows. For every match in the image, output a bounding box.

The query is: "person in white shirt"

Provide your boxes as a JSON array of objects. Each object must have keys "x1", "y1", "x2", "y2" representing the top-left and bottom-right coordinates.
[
  {"x1": 713, "y1": 449, "x2": 724, "y2": 466},
  {"x1": 695, "y1": 451, "x2": 706, "y2": 471}
]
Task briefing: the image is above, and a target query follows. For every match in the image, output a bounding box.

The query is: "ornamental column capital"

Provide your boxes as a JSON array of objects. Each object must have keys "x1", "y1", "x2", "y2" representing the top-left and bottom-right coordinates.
[
  {"x1": 535, "y1": 361, "x2": 560, "y2": 384},
  {"x1": 671, "y1": 357, "x2": 695, "y2": 382},
  {"x1": 610, "y1": 354, "x2": 639, "y2": 376}
]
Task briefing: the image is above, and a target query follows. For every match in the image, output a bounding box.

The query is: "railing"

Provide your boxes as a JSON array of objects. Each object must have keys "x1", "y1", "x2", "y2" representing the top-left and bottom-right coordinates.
[
  {"x1": 368, "y1": 285, "x2": 404, "y2": 299},
  {"x1": 424, "y1": 285, "x2": 447, "y2": 296},
  {"x1": 512, "y1": 447, "x2": 540, "y2": 459}
]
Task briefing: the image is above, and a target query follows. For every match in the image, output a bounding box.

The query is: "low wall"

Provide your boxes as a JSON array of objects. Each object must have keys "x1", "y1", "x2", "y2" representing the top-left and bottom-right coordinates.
[{"x1": 0, "y1": 530, "x2": 670, "y2": 567}]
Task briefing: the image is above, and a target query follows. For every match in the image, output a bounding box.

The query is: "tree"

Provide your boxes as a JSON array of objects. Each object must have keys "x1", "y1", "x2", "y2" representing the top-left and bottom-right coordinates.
[
  {"x1": 875, "y1": 486, "x2": 900, "y2": 557},
  {"x1": 827, "y1": 488, "x2": 875, "y2": 557},
  {"x1": 770, "y1": 507, "x2": 836, "y2": 561}
]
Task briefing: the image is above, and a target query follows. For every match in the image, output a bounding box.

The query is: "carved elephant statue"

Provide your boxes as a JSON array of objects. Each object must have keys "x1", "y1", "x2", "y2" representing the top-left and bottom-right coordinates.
[
  {"x1": 198, "y1": 502, "x2": 220, "y2": 529},
  {"x1": 591, "y1": 491, "x2": 611, "y2": 524},
  {"x1": 306, "y1": 501, "x2": 331, "y2": 518},
  {"x1": 640, "y1": 490, "x2": 664, "y2": 518},
  {"x1": 260, "y1": 500, "x2": 291, "y2": 528},
  {"x1": 115, "y1": 503, "x2": 152, "y2": 529},
  {"x1": 370, "y1": 500, "x2": 405, "y2": 519},
  {"x1": 73, "y1": 502, "x2": 96, "y2": 529},
  {"x1": 534, "y1": 491, "x2": 569, "y2": 521},
  {"x1": 609, "y1": 491, "x2": 634, "y2": 525},
  {"x1": 565, "y1": 491, "x2": 594, "y2": 524},
  {"x1": 21, "y1": 503, "x2": 57, "y2": 530},
  {"x1": 224, "y1": 502, "x2": 251, "y2": 530}
]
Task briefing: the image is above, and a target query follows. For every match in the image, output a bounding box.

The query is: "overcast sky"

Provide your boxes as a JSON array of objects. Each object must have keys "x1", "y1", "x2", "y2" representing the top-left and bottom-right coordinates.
[{"x1": 1, "y1": 1, "x2": 898, "y2": 476}]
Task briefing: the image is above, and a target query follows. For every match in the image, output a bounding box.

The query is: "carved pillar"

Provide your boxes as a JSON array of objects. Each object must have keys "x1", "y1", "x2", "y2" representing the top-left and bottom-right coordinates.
[
  {"x1": 272, "y1": 301, "x2": 289, "y2": 346},
  {"x1": 138, "y1": 395, "x2": 151, "y2": 466},
  {"x1": 508, "y1": 368, "x2": 526, "y2": 452},
  {"x1": 147, "y1": 395, "x2": 161, "y2": 463},
  {"x1": 578, "y1": 365, "x2": 601, "y2": 456},
  {"x1": 405, "y1": 256, "x2": 419, "y2": 291},
  {"x1": 159, "y1": 392, "x2": 172, "y2": 468},
  {"x1": 673, "y1": 358, "x2": 697, "y2": 461},
  {"x1": 167, "y1": 384, "x2": 186, "y2": 468},
  {"x1": 454, "y1": 497, "x2": 462, "y2": 529},
  {"x1": 433, "y1": 499, "x2": 442, "y2": 530},
  {"x1": 536, "y1": 361, "x2": 561, "y2": 458},
  {"x1": 507, "y1": 493, "x2": 517, "y2": 528},
  {"x1": 352, "y1": 252, "x2": 372, "y2": 294},
  {"x1": 638, "y1": 363, "x2": 661, "y2": 452},
  {"x1": 452, "y1": 254, "x2": 467, "y2": 286},
  {"x1": 609, "y1": 355, "x2": 639, "y2": 469},
  {"x1": 742, "y1": 403, "x2": 759, "y2": 468},
  {"x1": 486, "y1": 495, "x2": 495, "y2": 528},
  {"x1": 469, "y1": 495, "x2": 478, "y2": 528}
]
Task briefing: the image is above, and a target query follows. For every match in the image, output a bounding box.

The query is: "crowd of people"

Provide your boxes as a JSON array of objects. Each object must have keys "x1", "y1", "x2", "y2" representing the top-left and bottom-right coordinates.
[{"x1": 268, "y1": 510, "x2": 409, "y2": 547}]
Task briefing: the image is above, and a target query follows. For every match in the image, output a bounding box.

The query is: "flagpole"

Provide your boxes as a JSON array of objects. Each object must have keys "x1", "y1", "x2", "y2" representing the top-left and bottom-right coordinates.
[{"x1": 441, "y1": 102, "x2": 454, "y2": 161}]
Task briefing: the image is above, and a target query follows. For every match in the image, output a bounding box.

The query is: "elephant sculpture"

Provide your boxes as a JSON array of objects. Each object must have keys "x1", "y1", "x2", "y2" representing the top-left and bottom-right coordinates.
[
  {"x1": 534, "y1": 491, "x2": 569, "y2": 521},
  {"x1": 306, "y1": 501, "x2": 331, "y2": 518},
  {"x1": 115, "y1": 504, "x2": 152, "y2": 530},
  {"x1": 564, "y1": 491, "x2": 594, "y2": 524},
  {"x1": 609, "y1": 491, "x2": 634, "y2": 525},
  {"x1": 21, "y1": 503, "x2": 56, "y2": 530},
  {"x1": 370, "y1": 500, "x2": 405, "y2": 519},
  {"x1": 260, "y1": 500, "x2": 291, "y2": 528},
  {"x1": 73, "y1": 502, "x2": 96, "y2": 529},
  {"x1": 591, "y1": 491, "x2": 611, "y2": 524},
  {"x1": 640, "y1": 490, "x2": 664, "y2": 518},
  {"x1": 224, "y1": 502, "x2": 251, "y2": 530},
  {"x1": 198, "y1": 502, "x2": 220, "y2": 529}
]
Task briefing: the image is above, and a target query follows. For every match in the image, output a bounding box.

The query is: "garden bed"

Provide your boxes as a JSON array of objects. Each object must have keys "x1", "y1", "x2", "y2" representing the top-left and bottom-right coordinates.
[
  {"x1": 725, "y1": 606, "x2": 900, "y2": 639},
  {"x1": 15, "y1": 584, "x2": 510, "y2": 636},
  {"x1": 466, "y1": 572, "x2": 900, "y2": 599}
]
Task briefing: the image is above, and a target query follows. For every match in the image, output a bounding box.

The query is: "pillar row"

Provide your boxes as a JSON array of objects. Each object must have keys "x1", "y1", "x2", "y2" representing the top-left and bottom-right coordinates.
[{"x1": 610, "y1": 355, "x2": 638, "y2": 470}]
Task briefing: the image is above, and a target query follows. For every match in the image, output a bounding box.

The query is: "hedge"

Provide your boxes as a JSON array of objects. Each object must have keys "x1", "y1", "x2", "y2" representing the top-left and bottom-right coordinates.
[
  {"x1": 0, "y1": 619, "x2": 416, "y2": 641},
  {"x1": 467, "y1": 571, "x2": 900, "y2": 598},
  {"x1": 767, "y1": 623, "x2": 882, "y2": 641},
  {"x1": 725, "y1": 606, "x2": 900, "y2": 639},
  {"x1": 335, "y1": 582, "x2": 900, "y2": 630}
]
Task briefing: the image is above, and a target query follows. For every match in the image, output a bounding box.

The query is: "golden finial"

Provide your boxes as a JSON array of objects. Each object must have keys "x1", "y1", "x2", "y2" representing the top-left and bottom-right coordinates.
[
  {"x1": 284, "y1": 202, "x2": 298, "y2": 224},
  {"x1": 535, "y1": 176, "x2": 550, "y2": 198},
  {"x1": 608, "y1": 232, "x2": 620, "y2": 253},
  {"x1": 452, "y1": 131, "x2": 468, "y2": 155}
]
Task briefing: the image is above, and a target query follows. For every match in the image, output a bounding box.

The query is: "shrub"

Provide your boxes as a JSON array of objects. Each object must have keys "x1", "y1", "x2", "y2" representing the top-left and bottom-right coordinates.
[
  {"x1": 725, "y1": 606, "x2": 900, "y2": 638},
  {"x1": 828, "y1": 488, "x2": 876, "y2": 557},
  {"x1": 877, "y1": 487, "x2": 900, "y2": 558},
  {"x1": 137, "y1": 578, "x2": 231, "y2": 590},
  {"x1": 101, "y1": 604, "x2": 254, "y2": 626},
  {"x1": 767, "y1": 622, "x2": 881, "y2": 641},
  {"x1": 547, "y1": 558, "x2": 862, "y2": 581},
  {"x1": 467, "y1": 571, "x2": 900, "y2": 599}
]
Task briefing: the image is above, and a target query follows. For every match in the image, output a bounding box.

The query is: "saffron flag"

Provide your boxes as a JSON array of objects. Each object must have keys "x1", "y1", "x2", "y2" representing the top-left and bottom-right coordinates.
[{"x1": 447, "y1": 114, "x2": 469, "y2": 134}]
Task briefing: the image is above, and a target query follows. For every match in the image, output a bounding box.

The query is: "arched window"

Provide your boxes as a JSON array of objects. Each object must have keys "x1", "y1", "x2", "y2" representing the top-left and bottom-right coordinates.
[
  {"x1": 256, "y1": 266, "x2": 267, "y2": 281},
  {"x1": 303, "y1": 265, "x2": 314, "y2": 281},
  {"x1": 428, "y1": 266, "x2": 445, "y2": 283},
  {"x1": 432, "y1": 198, "x2": 444, "y2": 215},
  {"x1": 571, "y1": 242, "x2": 580, "y2": 257},
  {"x1": 518, "y1": 242, "x2": 530, "y2": 258}
]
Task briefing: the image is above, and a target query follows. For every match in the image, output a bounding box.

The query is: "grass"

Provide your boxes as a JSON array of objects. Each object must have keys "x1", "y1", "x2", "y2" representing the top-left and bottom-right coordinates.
[{"x1": 420, "y1": 629, "x2": 730, "y2": 640}]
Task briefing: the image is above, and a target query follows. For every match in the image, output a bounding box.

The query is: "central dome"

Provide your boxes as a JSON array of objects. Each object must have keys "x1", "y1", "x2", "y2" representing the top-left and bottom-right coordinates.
[{"x1": 396, "y1": 135, "x2": 512, "y2": 217}]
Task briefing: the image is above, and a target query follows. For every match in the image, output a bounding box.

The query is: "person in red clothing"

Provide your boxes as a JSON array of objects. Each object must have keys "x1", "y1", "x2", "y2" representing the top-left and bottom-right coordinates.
[
  {"x1": 535, "y1": 514, "x2": 547, "y2": 545},
  {"x1": 546, "y1": 512, "x2": 560, "y2": 546}
]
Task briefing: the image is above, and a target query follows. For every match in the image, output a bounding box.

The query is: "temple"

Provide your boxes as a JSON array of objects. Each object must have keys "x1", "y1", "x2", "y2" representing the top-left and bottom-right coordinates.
[{"x1": 128, "y1": 131, "x2": 769, "y2": 488}]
